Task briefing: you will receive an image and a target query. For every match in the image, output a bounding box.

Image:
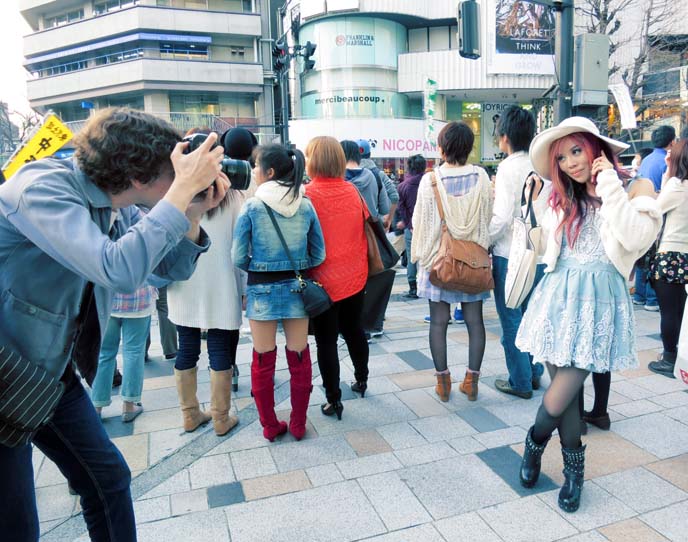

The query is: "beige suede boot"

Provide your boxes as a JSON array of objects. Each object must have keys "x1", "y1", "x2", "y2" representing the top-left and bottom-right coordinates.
[
  {"x1": 210, "y1": 368, "x2": 239, "y2": 436},
  {"x1": 174, "y1": 367, "x2": 211, "y2": 432}
]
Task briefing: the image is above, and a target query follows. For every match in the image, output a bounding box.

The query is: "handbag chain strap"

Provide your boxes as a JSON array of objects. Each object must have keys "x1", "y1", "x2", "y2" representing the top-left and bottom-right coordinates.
[
  {"x1": 262, "y1": 202, "x2": 306, "y2": 287},
  {"x1": 519, "y1": 172, "x2": 538, "y2": 229}
]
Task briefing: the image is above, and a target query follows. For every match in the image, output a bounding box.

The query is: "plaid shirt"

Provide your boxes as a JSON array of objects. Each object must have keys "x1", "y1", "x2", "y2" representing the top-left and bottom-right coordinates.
[{"x1": 111, "y1": 285, "x2": 158, "y2": 316}]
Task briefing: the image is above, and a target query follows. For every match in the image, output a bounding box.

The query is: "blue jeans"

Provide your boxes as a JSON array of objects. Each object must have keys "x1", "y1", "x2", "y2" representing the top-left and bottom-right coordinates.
[
  {"x1": 492, "y1": 255, "x2": 545, "y2": 392},
  {"x1": 0, "y1": 374, "x2": 135, "y2": 541},
  {"x1": 175, "y1": 326, "x2": 238, "y2": 371},
  {"x1": 91, "y1": 316, "x2": 149, "y2": 407},
  {"x1": 634, "y1": 265, "x2": 657, "y2": 305},
  {"x1": 404, "y1": 228, "x2": 417, "y2": 284}
]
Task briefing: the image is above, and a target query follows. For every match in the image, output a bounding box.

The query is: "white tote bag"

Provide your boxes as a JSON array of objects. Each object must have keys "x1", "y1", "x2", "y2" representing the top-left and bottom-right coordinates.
[
  {"x1": 505, "y1": 179, "x2": 542, "y2": 309},
  {"x1": 675, "y1": 287, "x2": 688, "y2": 387}
]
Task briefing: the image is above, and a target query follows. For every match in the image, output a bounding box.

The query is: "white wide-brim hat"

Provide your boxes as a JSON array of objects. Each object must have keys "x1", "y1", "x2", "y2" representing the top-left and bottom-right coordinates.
[{"x1": 529, "y1": 116, "x2": 630, "y2": 180}]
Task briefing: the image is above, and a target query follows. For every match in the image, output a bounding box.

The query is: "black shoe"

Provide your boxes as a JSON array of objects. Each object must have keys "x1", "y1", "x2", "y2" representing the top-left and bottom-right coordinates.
[
  {"x1": 581, "y1": 411, "x2": 611, "y2": 430},
  {"x1": 351, "y1": 381, "x2": 367, "y2": 398},
  {"x1": 520, "y1": 426, "x2": 550, "y2": 488},
  {"x1": 532, "y1": 375, "x2": 541, "y2": 391},
  {"x1": 112, "y1": 369, "x2": 122, "y2": 388},
  {"x1": 403, "y1": 290, "x2": 419, "y2": 299},
  {"x1": 495, "y1": 379, "x2": 533, "y2": 399},
  {"x1": 321, "y1": 401, "x2": 343, "y2": 420},
  {"x1": 580, "y1": 419, "x2": 588, "y2": 436},
  {"x1": 559, "y1": 444, "x2": 586, "y2": 513},
  {"x1": 648, "y1": 359, "x2": 676, "y2": 378},
  {"x1": 164, "y1": 352, "x2": 177, "y2": 360}
]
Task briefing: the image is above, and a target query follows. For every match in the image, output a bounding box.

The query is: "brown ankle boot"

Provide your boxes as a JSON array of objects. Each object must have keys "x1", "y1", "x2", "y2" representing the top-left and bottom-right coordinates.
[
  {"x1": 435, "y1": 372, "x2": 451, "y2": 402},
  {"x1": 459, "y1": 370, "x2": 479, "y2": 401}
]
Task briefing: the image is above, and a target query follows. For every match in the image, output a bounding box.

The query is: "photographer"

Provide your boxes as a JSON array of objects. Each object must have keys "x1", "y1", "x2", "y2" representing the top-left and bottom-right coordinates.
[{"x1": 0, "y1": 107, "x2": 228, "y2": 542}]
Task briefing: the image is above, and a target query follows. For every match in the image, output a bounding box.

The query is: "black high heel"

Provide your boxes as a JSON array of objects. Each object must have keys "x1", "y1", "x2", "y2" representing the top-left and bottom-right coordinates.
[
  {"x1": 350, "y1": 381, "x2": 367, "y2": 398},
  {"x1": 320, "y1": 401, "x2": 343, "y2": 420}
]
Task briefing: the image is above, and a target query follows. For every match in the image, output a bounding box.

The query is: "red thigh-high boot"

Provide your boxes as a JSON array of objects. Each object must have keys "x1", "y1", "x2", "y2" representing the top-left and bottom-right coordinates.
[
  {"x1": 285, "y1": 345, "x2": 313, "y2": 440},
  {"x1": 251, "y1": 348, "x2": 287, "y2": 442}
]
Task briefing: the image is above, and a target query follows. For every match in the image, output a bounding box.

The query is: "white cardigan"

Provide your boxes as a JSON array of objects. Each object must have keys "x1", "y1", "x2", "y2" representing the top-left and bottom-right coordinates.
[
  {"x1": 535, "y1": 169, "x2": 662, "y2": 279},
  {"x1": 656, "y1": 177, "x2": 688, "y2": 253}
]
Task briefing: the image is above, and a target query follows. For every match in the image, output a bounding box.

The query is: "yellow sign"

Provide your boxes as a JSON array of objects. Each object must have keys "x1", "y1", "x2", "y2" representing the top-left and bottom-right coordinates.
[{"x1": 2, "y1": 115, "x2": 73, "y2": 180}]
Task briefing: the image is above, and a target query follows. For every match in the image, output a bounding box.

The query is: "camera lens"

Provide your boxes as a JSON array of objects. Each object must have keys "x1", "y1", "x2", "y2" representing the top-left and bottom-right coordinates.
[{"x1": 221, "y1": 158, "x2": 252, "y2": 190}]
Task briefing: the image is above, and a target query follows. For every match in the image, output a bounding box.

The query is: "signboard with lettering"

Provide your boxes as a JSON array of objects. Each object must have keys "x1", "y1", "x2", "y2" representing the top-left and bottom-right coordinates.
[{"x1": 480, "y1": 103, "x2": 514, "y2": 162}]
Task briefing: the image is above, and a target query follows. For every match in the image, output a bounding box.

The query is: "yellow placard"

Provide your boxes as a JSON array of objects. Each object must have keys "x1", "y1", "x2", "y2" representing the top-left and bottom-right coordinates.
[{"x1": 2, "y1": 115, "x2": 73, "y2": 180}]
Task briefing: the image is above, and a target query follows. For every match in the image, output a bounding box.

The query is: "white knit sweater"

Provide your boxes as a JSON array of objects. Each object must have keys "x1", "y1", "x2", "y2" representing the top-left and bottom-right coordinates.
[
  {"x1": 656, "y1": 177, "x2": 688, "y2": 253},
  {"x1": 411, "y1": 164, "x2": 493, "y2": 268},
  {"x1": 536, "y1": 169, "x2": 662, "y2": 279}
]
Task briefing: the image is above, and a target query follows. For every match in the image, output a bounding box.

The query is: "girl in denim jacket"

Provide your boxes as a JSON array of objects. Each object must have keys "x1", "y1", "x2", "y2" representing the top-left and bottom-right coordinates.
[{"x1": 232, "y1": 144, "x2": 326, "y2": 442}]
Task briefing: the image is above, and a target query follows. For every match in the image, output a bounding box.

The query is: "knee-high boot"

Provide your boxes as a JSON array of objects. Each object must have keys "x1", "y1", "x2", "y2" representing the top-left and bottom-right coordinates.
[
  {"x1": 251, "y1": 348, "x2": 287, "y2": 442},
  {"x1": 559, "y1": 444, "x2": 586, "y2": 512},
  {"x1": 174, "y1": 367, "x2": 212, "y2": 432},
  {"x1": 209, "y1": 368, "x2": 239, "y2": 436},
  {"x1": 285, "y1": 346, "x2": 313, "y2": 440}
]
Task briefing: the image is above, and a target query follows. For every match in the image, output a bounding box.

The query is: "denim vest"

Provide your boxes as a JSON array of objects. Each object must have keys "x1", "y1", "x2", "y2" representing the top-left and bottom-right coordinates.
[{"x1": 232, "y1": 197, "x2": 326, "y2": 272}]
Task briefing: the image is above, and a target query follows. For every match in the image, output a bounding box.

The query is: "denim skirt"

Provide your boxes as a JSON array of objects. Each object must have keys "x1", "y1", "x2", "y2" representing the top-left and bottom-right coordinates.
[{"x1": 246, "y1": 278, "x2": 307, "y2": 321}]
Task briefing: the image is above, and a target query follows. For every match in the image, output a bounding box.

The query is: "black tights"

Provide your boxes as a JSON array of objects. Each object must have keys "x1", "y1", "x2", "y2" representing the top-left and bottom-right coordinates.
[
  {"x1": 532, "y1": 364, "x2": 589, "y2": 449},
  {"x1": 428, "y1": 300, "x2": 485, "y2": 372},
  {"x1": 652, "y1": 279, "x2": 687, "y2": 354},
  {"x1": 578, "y1": 371, "x2": 611, "y2": 418}
]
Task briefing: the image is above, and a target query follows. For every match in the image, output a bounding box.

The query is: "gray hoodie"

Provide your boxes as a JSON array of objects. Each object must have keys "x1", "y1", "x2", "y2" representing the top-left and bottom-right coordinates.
[{"x1": 345, "y1": 167, "x2": 391, "y2": 217}]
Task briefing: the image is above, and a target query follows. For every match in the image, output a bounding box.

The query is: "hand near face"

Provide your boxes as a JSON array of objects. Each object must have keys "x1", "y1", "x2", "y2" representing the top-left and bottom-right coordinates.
[
  {"x1": 591, "y1": 152, "x2": 614, "y2": 183},
  {"x1": 185, "y1": 172, "x2": 230, "y2": 223}
]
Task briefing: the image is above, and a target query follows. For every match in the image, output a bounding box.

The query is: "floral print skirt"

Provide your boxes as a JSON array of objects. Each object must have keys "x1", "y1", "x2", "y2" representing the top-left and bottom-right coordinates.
[{"x1": 651, "y1": 251, "x2": 688, "y2": 284}]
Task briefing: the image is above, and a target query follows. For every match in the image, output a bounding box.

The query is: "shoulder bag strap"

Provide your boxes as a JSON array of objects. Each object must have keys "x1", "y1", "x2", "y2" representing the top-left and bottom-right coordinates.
[
  {"x1": 430, "y1": 170, "x2": 446, "y2": 223},
  {"x1": 262, "y1": 202, "x2": 303, "y2": 284},
  {"x1": 520, "y1": 171, "x2": 538, "y2": 228}
]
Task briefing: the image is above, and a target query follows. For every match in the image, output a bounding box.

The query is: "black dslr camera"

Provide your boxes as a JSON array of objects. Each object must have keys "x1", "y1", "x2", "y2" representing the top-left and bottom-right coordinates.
[{"x1": 182, "y1": 132, "x2": 252, "y2": 197}]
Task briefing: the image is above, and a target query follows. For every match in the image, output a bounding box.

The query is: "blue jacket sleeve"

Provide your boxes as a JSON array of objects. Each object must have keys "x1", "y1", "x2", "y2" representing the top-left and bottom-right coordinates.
[
  {"x1": 231, "y1": 203, "x2": 252, "y2": 271},
  {"x1": 307, "y1": 204, "x2": 326, "y2": 267}
]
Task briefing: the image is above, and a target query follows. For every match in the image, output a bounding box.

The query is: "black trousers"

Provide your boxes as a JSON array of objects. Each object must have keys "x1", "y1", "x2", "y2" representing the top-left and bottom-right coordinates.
[
  {"x1": 361, "y1": 269, "x2": 396, "y2": 332},
  {"x1": 651, "y1": 278, "x2": 687, "y2": 353}
]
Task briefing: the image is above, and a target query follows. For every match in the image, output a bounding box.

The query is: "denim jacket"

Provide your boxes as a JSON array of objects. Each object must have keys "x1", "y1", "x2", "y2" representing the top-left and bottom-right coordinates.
[
  {"x1": 232, "y1": 182, "x2": 325, "y2": 272},
  {"x1": 0, "y1": 158, "x2": 210, "y2": 379}
]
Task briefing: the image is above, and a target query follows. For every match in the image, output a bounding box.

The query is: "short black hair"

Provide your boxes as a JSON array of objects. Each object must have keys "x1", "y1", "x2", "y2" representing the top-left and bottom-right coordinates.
[
  {"x1": 407, "y1": 154, "x2": 426, "y2": 175},
  {"x1": 340, "y1": 140, "x2": 361, "y2": 164},
  {"x1": 437, "y1": 121, "x2": 474, "y2": 165},
  {"x1": 497, "y1": 105, "x2": 536, "y2": 152},
  {"x1": 651, "y1": 125, "x2": 676, "y2": 149}
]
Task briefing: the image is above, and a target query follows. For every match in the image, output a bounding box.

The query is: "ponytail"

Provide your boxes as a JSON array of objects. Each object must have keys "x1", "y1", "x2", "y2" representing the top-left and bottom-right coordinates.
[{"x1": 254, "y1": 144, "x2": 305, "y2": 201}]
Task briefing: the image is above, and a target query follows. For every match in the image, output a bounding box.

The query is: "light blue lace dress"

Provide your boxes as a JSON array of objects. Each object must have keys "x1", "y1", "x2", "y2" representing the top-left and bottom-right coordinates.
[{"x1": 515, "y1": 210, "x2": 637, "y2": 373}]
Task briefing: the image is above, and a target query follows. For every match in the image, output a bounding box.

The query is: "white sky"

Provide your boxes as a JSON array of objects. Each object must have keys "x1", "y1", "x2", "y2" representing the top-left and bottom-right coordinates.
[{"x1": 0, "y1": 0, "x2": 33, "y2": 116}]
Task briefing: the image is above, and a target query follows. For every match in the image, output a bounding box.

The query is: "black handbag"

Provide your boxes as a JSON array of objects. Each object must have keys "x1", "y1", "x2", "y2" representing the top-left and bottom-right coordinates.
[{"x1": 263, "y1": 203, "x2": 333, "y2": 317}]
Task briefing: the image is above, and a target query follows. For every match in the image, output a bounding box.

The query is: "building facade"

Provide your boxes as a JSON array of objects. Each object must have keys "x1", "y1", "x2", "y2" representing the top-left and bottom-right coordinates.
[
  {"x1": 19, "y1": 0, "x2": 277, "y2": 138},
  {"x1": 281, "y1": 0, "x2": 556, "y2": 176}
]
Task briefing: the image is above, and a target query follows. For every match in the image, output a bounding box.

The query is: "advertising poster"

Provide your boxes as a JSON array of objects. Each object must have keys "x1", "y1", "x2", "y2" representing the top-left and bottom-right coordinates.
[
  {"x1": 480, "y1": 103, "x2": 514, "y2": 163},
  {"x1": 487, "y1": 0, "x2": 556, "y2": 75}
]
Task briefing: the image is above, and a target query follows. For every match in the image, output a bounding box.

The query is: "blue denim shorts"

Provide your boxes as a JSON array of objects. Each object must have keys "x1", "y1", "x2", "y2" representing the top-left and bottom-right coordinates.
[{"x1": 246, "y1": 278, "x2": 307, "y2": 321}]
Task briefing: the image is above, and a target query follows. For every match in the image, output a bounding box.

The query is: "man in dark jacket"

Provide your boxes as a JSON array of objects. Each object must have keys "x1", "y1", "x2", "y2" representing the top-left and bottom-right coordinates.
[{"x1": 396, "y1": 154, "x2": 426, "y2": 298}]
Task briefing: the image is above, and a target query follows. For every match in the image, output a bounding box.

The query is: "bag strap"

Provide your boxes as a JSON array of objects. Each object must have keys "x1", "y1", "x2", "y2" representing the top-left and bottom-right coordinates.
[
  {"x1": 262, "y1": 202, "x2": 304, "y2": 284},
  {"x1": 519, "y1": 171, "x2": 538, "y2": 228},
  {"x1": 430, "y1": 170, "x2": 447, "y2": 223}
]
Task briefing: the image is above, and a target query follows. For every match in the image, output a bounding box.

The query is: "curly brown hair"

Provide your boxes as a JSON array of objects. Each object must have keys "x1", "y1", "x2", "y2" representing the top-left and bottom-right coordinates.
[{"x1": 73, "y1": 108, "x2": 181, "y2": 195}]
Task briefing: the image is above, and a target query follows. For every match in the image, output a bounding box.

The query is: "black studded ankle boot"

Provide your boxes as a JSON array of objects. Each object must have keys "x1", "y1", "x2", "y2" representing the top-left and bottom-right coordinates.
[
  {"x1": 559, "y1": 444, "x2": 586, "y2": 513},
  {"x1": 520, "y1": 426, "x2": 550, "y2": 488}
]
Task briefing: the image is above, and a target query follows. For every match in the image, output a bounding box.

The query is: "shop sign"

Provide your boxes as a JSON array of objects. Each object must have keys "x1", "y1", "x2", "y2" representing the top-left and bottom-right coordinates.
[
  {"x1": 480, "y1": 102, "x2": 514, "y2": 163},
  {"x1": 335, "y1": 34, "x2": 374, "y2": 47}
]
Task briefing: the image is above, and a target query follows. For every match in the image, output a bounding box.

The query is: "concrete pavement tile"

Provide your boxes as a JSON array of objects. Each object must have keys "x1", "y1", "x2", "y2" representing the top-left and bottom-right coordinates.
[
  {"x1": 558, "y1": 533, "x2": 608, "y2": 542},
  {"x1": 337, "y1": 451, "x2": 402, "y2": 479},
  {"x1": 477, "y1": 446, "x2": 557, "y2": 497},
  {"x1": 387, "y1": 369, "x2": 438, "y2": 391},
  {"x1": 377, "y1": 422, "x2": 429, "y2": 450},
  {"x1": 137, "y1": 386, "x2": 182, "y2": 412},
  {"x1": 36, "y1": 484, "x2": 77, "y2": 522},
  {"x1": 649, "y1": 390, "x2": 688, "y2": 408},
  {"x1": 594, "y1": 466, "x2": 687, "y2": 513},
  {"x1": 664, "y1": 405, "x2": 688, "y2": 424},
  {"x1": 361, "y1": 376, "x2": 402, "y2": 396},
  {"x1": 39, "y1": 519, "x2": 62, "y2": 536},
  {"x1": 396, "y1": 350, "x2": 435, "y2": 370},
  {"x1": 305, "y1": 464, "x2": 344, "y2": 487},
  {"x1": 366, "y1": 353, "x2": 415, "y2": 376},
  {"x1": 635, "y1": 335, "x2": 663, "y2": 351},
  {"x1": 140, "y1": 470, "x2": 190, "y2": 499},
  {"x1": 133, "y1": 496, "x2": 171, "y2": 524},
  {"x1": 307, "y1": 394, "x2": 417, "y2": 437},
  {"x1": 135, "y1": 509, "x2": 229, "y2": 542},
  {"x1": 241, "y1": 470, "x2": 311, "y2": 501},
  {"x1": 485, "y1": 398, "x2": 542, "y2": 427},
  {"x1": 612, "y1": 412, "x2": 688, "y2": 459},
  {"x1": 345, "y1": 429, "x2": 393, "y2": 456},
  {"x1": 399, "y1": 455, "x2": 518, "y2": 519},
  {"x1": 409, "y1": 414, "x2": 476, "y2": 442},
  {"x1": 394, "y1": 441, "x2": 459, "y2": 467},
  {"x1": 358, "y1": 471, "x2": 432, "y2": 531},
  {"x1": 633, "y1": 374, "x2": 688, "y2": 394},
  {"x1": 132, "y1": 407, "x2": 183, "y2": 435},
  {"x1": 641, "y1": 500, "x2": 688, "y2": 542},
  {"x1": 270, "y1": 434, "x2": 357, "y2": 472},
  {"x1": 610, "y1": 399, "x2": 663, "y2": 418},
  {"x1": 207, "y1": 481, "x2": 245, "y2": 508},
  {"x1": 473, "y1": 427, "x2": 527, "y2": 449},
  {"x1": 188, "y1": 453, "x2": 235, "y2": 489},
  {"x1": 148, "y1": 427, "x2": 198, "y2": 465},
  {"x1": 170, "y1": 489, "x2": 209, "y2": 516},
  {"x1": 598, "y1": 518, "x2": 669, "y2": 542},
  {"x1": 396, "y1": 388, "x2": 450, "y2": 417},
  {"x1": 362, "y1": 524, "x2": 444, "y2": 542},
  {"x1": 224, "y1": 480, "x2": 386, "y2": 542},
  {"x1": 447, "y1": 436, "x2": 487, "y2": 455},
  {"x1": 112, "y1": 433, "x2": 149, "y2": 471},
  {"x1": 538, "y1": 483, "x2": 635, "y2": 531},
  {"x1": 230, "y1": 447, "x2": 278, "y2": 480},
  {"x1": 434, "y1": 512, "x2": 502, "y2": 542},
  {"x1": 611, "y1": 380, "x2": 656, "y2": 400},
  {"x1": 141, "y1": 375, "x2": 176, "y2": 392},
  {"x1": 457, "y1": 406, "x2": 508, "y2": 432},
  {"x1": 35, "y1": 458, "x2": 67, "y2": 488},
  {"x1": 479, "y1": 494, "x2": 578, "y2": 542},
  {"x1": 383, "y1": 338, "x2": 438, "y2": 353},
  {"x1": 646, "y1": 454, "x2": 688, "y2": 491},
  {"x1": 32, "y1": 448, "x2": 44, "y2": 483},
  {"x1": 204, "y1": 420, "x2": 272, "y2": 454}
]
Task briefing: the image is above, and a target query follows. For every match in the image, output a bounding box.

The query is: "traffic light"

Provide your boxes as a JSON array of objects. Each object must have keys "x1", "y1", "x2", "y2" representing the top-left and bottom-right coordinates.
[
  {"x1": 303, "y1": 41, "x2": 316, "y2": 72},
  {"x1": 458, "y1": 0, "x2": 481, "y2": 60},
  {"x1": 272, "y1": 41, "x2": 288, "y2": 72}
]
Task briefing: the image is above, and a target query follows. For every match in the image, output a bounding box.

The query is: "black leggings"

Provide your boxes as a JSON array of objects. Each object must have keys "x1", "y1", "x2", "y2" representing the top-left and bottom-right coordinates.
[
  {"x1": 577, "y1": 371, "x2": 611, "y2": 417},
  {"x1": 312, "y1": 288, "x2": 369, "y2": 404},
  {"x1": 428, "y1": 300, "x2": 485, "y2": 372},
  {"x1": 652, "y1": 279, "x2": 687, "y2": 353}
]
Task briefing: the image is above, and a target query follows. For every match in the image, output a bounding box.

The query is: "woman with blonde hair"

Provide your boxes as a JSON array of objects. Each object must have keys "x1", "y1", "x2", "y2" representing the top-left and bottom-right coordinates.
[{"x1": 305, "y1": 136, "x2": 370, "y2": 420}]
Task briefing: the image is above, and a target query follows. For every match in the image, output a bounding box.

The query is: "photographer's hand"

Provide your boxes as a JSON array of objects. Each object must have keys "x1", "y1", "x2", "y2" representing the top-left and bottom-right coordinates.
[
  {"x1": 164, "y1": 132, "x2": 225, "y2": 214},
  {"x1": 184, "y1": 173, "x2": 230, "y2": 242}
]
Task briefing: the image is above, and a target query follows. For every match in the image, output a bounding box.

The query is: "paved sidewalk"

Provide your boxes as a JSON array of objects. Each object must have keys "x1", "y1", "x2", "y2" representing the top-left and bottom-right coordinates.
[{"x1": 37, "y1": 270, "x2": 688, "y2": 542}]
